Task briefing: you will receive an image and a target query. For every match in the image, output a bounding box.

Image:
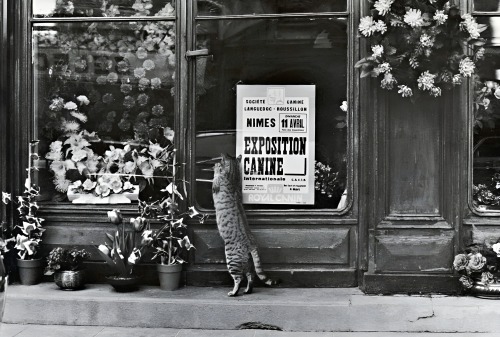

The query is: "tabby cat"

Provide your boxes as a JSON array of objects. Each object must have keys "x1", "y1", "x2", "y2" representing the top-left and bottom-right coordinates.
[{"x1": 212, "y1": 154, "x2": 279, "y2": 296}]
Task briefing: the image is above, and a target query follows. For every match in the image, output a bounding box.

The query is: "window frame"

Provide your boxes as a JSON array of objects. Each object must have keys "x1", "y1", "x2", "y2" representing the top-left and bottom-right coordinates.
[
  {"x1": 186, "y1": 0, "x2": 359, "y2": 220},
  {"x1": 12, "y1": 0, "x2": 359, "y2": 223},
  {"x1": 468, "y1": 1, "x2": 500, "y2": 216}
]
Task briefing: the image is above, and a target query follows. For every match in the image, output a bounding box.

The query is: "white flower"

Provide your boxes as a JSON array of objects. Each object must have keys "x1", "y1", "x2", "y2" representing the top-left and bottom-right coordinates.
[
  {"x1": 98, "y1": 244, "x2": 110, "y2": 256},
  {"x1": 420, "y1": 34, "x2": 434, "y2": 48},
  {"x1": 76, "y1": 95, "x2": 90, "y2": 105},
  {"x1": 377, "y1": 62, "x2": 392, "y2": 74},
  {"x1": 417, "y1": 71, "x2": 436, "y2": 91},
  {"x1": 493, "y1": 243, "x2": 500, "y2": 257},
  {"x1": 404, "y1": 9, "x2": 424, "y2": 28},
  {"x1": 53, "y1": 176, "x2": 71, "y2": 193},
  {"x1": 359, "y1": 16, "x2": 376, "y2": 36},
  {"x1": 459, "y1": 57, "x2": 475, "y2": 77},
  {"x1": 374, "y1": 0, "x2": 394, "y2": 16},
  {"x1": 61, "y1": 120, "x2": 80, "y2": 133},
  {"x1": 50, "y1": 161, "x2": 67, "y2": 176},
  {"x1": 134, "y1": 67, "x2": 146, "y2": 78},
  {"x1": 70, "y1": 111, "x2": 88, "y2": 123},
  {"x1": 494, "y1": 87, "x2": 500, "y2": 100},
  {"x1": 398, "y1": 85, "x2": 413, "y2": 97},
  {"x1": 433, "y1": 10, "x2": 448, "y2": 25},
  {"x1": 82, "y1": 179, "x2": 97, "y2": 191},
  {"x1": 461, "y1": 14, "x2": 481, "y2": 39},
  {"x1": 372, "y1": 45, "x2": 384, "y2": 58},
  {"x1": 95, "y1": 183, "x2": 111, "y2": 197},
  {"x1": 374, "y1": 20, "x2": 387, "y2": 34},
  {"x1": 123, "y1": 181, "x2": 134, "y2": 190},
  {"x1": 340, "y1": 101, "x2": 348, "y2": 112},
  {"x1": 64, "y1": 101, "x2": 78, "y2": 110},
  {"x1": 430, "y1": 86, "x2": 442, "y2": 97},
  {"x1": 2, "y1": 192, "x2": 11, "y2": 204},
  {"x1": 452, "y1": 74, "x2": 463, "y2": 86},
  {"x1": 49, "y1": 97, "x2": 64, "y2": 111},
  {"x1": 71, "y1": 149, "x2": 88, "y2": 162},
  {"x1": 482, "y1": 98, "x2": 491, "y2": 109},
  {"x1": 380, "y1": 72, "x2": 397, "y2": 90}
]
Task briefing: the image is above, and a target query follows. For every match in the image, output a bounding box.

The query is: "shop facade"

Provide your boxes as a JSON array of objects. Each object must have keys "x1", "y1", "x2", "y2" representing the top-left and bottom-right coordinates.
[{"x1": 1, "y1": 0, "x2": 500, "y2": 293}]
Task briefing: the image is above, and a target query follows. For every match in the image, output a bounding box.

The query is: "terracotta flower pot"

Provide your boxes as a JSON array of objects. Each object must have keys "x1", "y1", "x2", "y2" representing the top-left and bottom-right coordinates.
[
  {"x1": 17, "y1": 258, "x2": 44, "y2": 285},
  {"x1": 54, "y1": 270, "x2": 86, "y2": 290},
  {"x1": 157, "y1": 264, "x2": 182, "y2": 291}
]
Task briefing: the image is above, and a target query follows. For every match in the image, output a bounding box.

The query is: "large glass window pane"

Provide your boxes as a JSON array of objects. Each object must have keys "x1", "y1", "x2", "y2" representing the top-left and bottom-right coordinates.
[
  {"x1": 474, "y1": 0, "x2": 500, "y2": 12},
  {"x1": 472, "y1": 17, "x2": 500, "y2": 211},
  {"x1": 33, "y1": 20, "x2": 176, "y2": 202},
  {"x1": 196, "y1": 0, "x2": 346, "y2": 16},
  {"x1": 194, "y1": 17, "x2": 348, "y2": 210},
  {"x1": 33, "y1": 0, "x2": 175, "y2": 18}
]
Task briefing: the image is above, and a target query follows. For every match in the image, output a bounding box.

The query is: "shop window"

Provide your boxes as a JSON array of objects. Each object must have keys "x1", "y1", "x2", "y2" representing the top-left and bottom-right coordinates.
[
  {"x1": 32, "y1": 1, "x2": 177, "y2": 202},
  {"x1": 471, "y1": 7, "x2": 500, "y2": 212},
  {"x1": 194, "y1": 8, "x2": 350, "y2": 210}
]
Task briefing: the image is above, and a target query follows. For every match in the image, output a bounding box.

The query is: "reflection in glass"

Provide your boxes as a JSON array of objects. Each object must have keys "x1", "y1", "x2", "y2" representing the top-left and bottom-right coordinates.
[
  {"x1": 474, "y1": 0, "x2": 500, "y2": 12},
  {"x1": 33, "y1": 0, "x2": 175, "y2": 18},
  {"x1": 196, "y1": 0, "x2": 346, "y2": 16},
  {"x1": 194, "y1": 18, "x2": 348, "y2": 210},
  {"x1": 33, "y1": 21, "x2": 176, "y2": 201}
]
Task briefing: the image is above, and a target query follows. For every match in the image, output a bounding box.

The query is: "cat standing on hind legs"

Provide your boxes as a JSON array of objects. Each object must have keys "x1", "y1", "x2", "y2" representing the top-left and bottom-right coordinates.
[{"x1": 212, "y1": 154, "x2": 279, "y2": 296}]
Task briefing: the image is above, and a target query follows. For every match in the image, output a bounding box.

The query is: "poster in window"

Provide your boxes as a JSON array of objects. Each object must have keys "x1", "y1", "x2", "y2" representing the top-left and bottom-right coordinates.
[{"x1": 236, "y1": 84, "x2": 315, "y2": 205}]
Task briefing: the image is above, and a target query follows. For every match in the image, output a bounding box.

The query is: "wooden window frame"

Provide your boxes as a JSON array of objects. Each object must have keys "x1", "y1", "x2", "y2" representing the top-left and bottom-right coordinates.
[
  {"x1": 8, "y1": 0, "x2": 360, "y2": 225},
  {"x1": 467, "y1": 1, "x2": 500, "y2": 217}
]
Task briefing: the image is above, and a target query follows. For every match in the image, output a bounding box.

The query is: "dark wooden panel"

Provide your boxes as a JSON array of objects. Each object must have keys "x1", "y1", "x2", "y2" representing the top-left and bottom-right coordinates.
[
  {"x1": 386, "y1": 95, "x2": 442, "y2": 215},
  {"x1": 362, "y1": 273, "x2": 461, "y2": 295},
  {"x1": 186, "y1": 266, "x2": 357, "y2": 287},
  {"x1": 192, "y1": 228, "x2": 351, "y2": 265},
  {"x1": 375, "y1": 232, "x2": 454, "y2": 273}
]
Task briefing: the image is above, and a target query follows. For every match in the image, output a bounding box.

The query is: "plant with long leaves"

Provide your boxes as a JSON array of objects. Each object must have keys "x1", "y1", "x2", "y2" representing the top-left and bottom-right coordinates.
[
  {"x1": 96, "y1": 209, "x2": 144, "y2": 276},
  {"x1": 1, "y1": 140, "x2": 45, "y2": 260}
]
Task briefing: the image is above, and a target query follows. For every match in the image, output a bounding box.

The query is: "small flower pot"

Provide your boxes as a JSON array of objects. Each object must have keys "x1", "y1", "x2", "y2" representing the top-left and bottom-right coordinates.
[
  {"x1": 471, "y1": 281, "x2": 500, "y2": 299},
  {"x1": 106, "y1": 275, "x2": 139, "y2": 292},
  {"x1": 17, "y1": 258, "x2": 44, "y2": 285},
  {"x1": 157, "y1": 264, "x2": 182, "y2": 291},
  {"x1": 54, "y1": 270, "x2": 86, "y2": 290}
]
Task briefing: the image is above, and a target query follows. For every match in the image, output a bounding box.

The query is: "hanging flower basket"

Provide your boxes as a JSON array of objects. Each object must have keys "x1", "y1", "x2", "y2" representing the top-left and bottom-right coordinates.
[{"x1": 355, "y1": 0, "x2": 487, "y2": 99}]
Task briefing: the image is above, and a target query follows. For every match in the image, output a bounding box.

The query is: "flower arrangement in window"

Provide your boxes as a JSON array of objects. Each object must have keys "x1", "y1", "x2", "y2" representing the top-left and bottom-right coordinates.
[
  {"x1": 356, "y1": 0, "x2": 487, "y2": 98},
  {"x1": 45, "y1": 124, "x2": 174, "y2": 201}
]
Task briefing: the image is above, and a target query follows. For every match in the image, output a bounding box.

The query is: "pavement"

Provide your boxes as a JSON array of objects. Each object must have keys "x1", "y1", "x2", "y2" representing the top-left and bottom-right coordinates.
[
  {"x1": 3, "y1": 325, "x2": 500, "y2": 337},
  {"x1": 4, "y1": 284, "x2": 500, "y2": 335}
]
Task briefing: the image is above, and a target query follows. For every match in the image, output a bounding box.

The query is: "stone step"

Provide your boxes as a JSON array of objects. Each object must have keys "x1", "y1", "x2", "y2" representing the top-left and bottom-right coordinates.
[{"x1": 4, "y1": 283, "x2": 500, "y2": 333}]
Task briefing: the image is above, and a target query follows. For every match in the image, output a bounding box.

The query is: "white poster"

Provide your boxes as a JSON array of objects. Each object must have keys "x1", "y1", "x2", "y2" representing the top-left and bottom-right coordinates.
[{"x1": 236, "y1": 85, "x2": 315, "y2": 205}]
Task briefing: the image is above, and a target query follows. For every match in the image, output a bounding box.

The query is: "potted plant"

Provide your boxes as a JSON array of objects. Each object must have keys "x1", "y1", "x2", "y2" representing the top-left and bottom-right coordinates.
[
  {"x1": 96, "y1": 209, "x2": 144, "y2": 292},
  {"x1": 133, "y1": 151, "x2": 206, "y2": 290},
  {"x1": 45, "y1": 247, "x2": 90, "y2": 290},
  {"x1": 454, "y1": 240, "x2": 500, "y2": 297},
  {"x1": 2, "y1": 140, "x2": 46, "y2": 285}
]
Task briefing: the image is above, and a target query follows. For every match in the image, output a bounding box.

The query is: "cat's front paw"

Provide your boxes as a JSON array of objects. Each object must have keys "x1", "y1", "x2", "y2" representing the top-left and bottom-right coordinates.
[{"x1": 228, "y1": 290, "x2": 239, "y2": 297}]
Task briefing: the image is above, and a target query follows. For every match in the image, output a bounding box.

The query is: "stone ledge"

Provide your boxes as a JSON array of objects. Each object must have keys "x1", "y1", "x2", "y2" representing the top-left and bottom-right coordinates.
[{"x1": 3, "y1": 283, "x2": 500, "y2": 332}]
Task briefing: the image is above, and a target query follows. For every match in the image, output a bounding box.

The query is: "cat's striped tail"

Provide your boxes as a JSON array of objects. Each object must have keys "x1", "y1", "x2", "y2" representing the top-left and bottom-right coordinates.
[{"x1": 250, "y1": 248, "x2": 280, "y2": 286}]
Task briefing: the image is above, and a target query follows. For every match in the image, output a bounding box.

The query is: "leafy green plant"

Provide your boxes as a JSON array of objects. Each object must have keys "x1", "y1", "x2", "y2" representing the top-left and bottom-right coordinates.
[
  {"x1": 1, "y1": 140, "x2": 45, "y2": 260},
  {"x1": 45, "y1": 247, "x2": 91, "y2": 275}
]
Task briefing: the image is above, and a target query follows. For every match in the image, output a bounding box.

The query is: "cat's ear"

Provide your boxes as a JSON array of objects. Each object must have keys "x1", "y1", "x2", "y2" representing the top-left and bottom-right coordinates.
[{"x1": 237, "y1": 155, "x2": 242, "y2": 163}]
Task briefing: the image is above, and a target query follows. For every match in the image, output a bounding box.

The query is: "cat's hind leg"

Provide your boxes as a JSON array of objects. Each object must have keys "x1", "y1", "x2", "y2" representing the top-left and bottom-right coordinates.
[
  {"x1": 228, "y1": 274, "x2": 243, "y2": 296},
  {"x1": 244, "y1": 254, "x2": 254, "y2": 294},
  {"x1": 244, "y1": 271, "x2": 254, "y2": 294}
]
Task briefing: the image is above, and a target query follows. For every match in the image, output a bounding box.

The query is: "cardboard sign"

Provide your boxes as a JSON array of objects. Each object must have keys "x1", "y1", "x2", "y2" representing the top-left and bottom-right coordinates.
[{"x1": 236, "y1": 85, "x2": 315, "y2": 205}]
